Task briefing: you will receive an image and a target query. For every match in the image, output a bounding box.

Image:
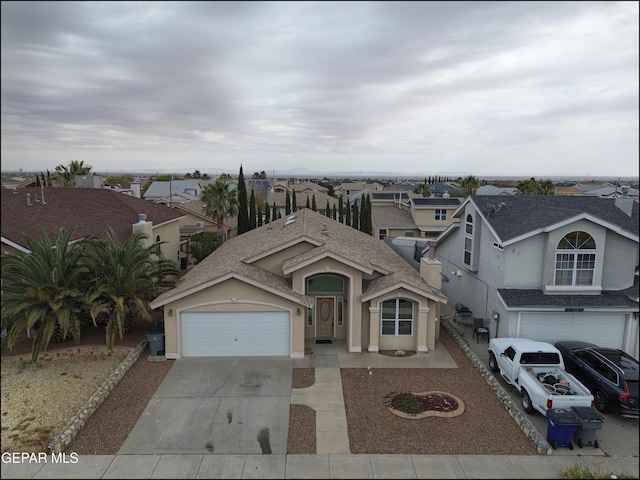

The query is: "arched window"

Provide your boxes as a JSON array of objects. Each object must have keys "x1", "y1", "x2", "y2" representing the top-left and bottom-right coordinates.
[
  {"x1": 381, "y1": 298, "x2": 414, "y2": 336},
  {"x1": 554, "y1": 231, "x2": 596, "y2": 286},
  {"x1": 464, "y1": 214, "x2": 473, "y2": 266}
]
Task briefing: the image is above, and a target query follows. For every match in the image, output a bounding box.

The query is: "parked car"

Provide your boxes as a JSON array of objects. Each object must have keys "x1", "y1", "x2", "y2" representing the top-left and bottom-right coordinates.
[{"x1": 555, "y1": 341, "x2": 639, "y2": 418}]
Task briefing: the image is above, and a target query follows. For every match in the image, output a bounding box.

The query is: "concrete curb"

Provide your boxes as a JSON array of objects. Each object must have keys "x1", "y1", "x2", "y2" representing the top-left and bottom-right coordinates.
[
  {"x1": 48, "y1": 338, "x2": 148, "y2": 454},
  {"x1": 441, "y1": 318, "x2": 553, "y2": 455}
]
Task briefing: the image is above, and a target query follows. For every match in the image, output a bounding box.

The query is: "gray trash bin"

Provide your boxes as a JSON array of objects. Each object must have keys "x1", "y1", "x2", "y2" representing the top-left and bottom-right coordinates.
[
  {"x1": 146, "y1": 332, "x2": 165, "y2": 356},
  {"x1": 571, "y1": 406, "x2": 605, "y2": 448}
]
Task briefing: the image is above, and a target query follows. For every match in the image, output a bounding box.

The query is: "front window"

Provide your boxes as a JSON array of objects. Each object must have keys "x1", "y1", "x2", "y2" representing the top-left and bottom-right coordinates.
[
  {"x1": 554, "y1": 231, "x2": 596, "y2": 286},
  {"x1": 379, "y1": 229, "x2": 387, "y2": 240},
  {"x1": 381, "y1": 298, "x2": 414, "y2": 336},
  {"x1": 463, "y1": 214, "x2": 473, "y2": 266},
  {"x1": 435, "y1": 209, "x2": 447, "y2": 221}
]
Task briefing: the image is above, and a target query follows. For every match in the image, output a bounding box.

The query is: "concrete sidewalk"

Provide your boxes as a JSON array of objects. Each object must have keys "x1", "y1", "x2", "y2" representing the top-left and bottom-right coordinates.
[{"x1": 2, "y1": 452, "x2": 638, "y2": 479}]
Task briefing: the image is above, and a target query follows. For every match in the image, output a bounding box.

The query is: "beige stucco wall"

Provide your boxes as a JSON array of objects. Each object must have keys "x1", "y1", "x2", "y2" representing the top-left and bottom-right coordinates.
[
  {"x1": 162, "y1": 278, "x2": 304, "y2": 358},
  {"x1": 132, "y1": 219, "x2": 181, "y2": 265}
]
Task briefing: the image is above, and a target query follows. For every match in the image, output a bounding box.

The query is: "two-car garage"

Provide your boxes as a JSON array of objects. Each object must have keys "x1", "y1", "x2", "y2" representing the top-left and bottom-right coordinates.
[
  {"x1": 180, "y1": 312, "x2": 291, "y2": 356},
  {"x1": 518, "y1": 313, "x2": 626, "y2": 350}
]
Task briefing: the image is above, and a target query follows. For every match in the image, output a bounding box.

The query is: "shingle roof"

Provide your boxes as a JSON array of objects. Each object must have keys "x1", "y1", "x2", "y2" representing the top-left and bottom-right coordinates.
[
  {"x1": 410, "y1": 198, "x2": 462, "y2": 207},
  {"x1": 469, "y1": 195, "x2": 639, "y2": 244},
  {"x1": 498, "y1": 289, "x2": 637, "y2": 309},
  {"x1": 151, "y1": 208, "x2": 442, "y2": 307},
  {"x1": 1, "y1": 188, "x2": 184, "y2": 249},
  {"x1": 372, "y1": 206, "x2": 416, "y2": 229}
]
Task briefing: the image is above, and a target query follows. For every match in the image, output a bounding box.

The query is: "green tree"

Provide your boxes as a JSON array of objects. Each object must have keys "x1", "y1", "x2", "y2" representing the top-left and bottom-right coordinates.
[
  {"x1": 187, "y1": 231, "x2": 218, "y2": 263},
  {"x1": 201, "y1": 178, "x2": 239, "y2": 244},
  {"x1": 538, "y1": 179, "x2": 556, "y2": 195},
  {"x1": 306, "y1": 195, "x2": 310, "y2": 209},
  {"x1": 460, "y1": 175, "x2": 480, "y2": 196},
  {"x1": 252, "y1": 171, "x2": 267, "y2": 179},
  {"x1": 325, "y1": 201, "x2": 331, "y2": 217},
  {"x1": 249, "y1": 188, "x2": 257, "y2": 230},
  {"x1": 1, "y1": 227, "x2": 91, "y2": 362},
  {"x1": 285, "y1": 190, "x2": 291, "y2": 215},
  {"x1": 311, "y1": 195, "x2": 317, "y2": 211},
  {"x1": 292, "y1": 190, "x2": 298, "y2": 212},
  {"x1": 332, "y1": 204, "x2": 337, "y2": 220},
  {"x1": 516, "y1": 177, "x2": 539, "y2": 195},
  {"x1": 264, "y1": 201, "x2": 271, "y2": 224},
  {"x1": 54, "y1": 160, "x2": 92, "y2": 187},
  {"x1": 352, "y1": 200, "x2": 359, "y2": 230},
  {"x1": 272, "y1": 202, "x2": 278, "y2": 220},
  {"x1": 345, "y1": 198, "x2": 351, "y2": 226},
  {"x1": 338, "y1": 195, "x2": 344, "y2": 223},
  {"x1": 237, "y1": 166, "x2": 249, "y2": 234},
  {"x1": 85, "y1": 229, "x2": 181, "y2": 350},
  {"x1": 257, "y1": 205, "x2": 263, "y2": 227}
]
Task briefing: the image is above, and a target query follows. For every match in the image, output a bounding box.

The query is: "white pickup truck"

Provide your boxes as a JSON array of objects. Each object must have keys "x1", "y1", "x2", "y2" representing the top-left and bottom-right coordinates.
[{"x1": 488, "y1": 338, "x2": 594, "y2": 416}]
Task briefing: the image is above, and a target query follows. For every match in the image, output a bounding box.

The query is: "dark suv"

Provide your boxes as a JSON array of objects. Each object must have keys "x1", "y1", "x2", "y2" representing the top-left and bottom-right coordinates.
[{"x1": 555, "y1": 341, "x2": 639, "y2": 418}]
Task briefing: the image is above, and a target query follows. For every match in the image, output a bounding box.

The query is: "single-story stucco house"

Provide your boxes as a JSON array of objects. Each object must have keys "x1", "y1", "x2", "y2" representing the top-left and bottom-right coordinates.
[{"x1": 150, "y1": 208, "x2": 448, "y2": 358}]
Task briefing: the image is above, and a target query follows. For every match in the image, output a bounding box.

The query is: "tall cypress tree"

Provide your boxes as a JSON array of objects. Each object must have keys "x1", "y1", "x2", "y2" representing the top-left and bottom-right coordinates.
[
  {"x1": 365, "y1": 194, "x2": 373, "y2": 234},
  {"x1": 332, "y1": 204, "x2": 337, "y2": 220},
  {"x1": 292, "y1": 189, "x2": 297, "y2": 212},
  {"x1": 285, "y1": 190, "x2": 291, "y2": 215},
  {"x1": 352, "y1": 200, "x2": 359, "y2": 230},
  {"x1": 237, "y1": 165, "x2": 249, "y2": 234},
  {"x1": 311, "y1": 195, "x2": 317, "y2": 211},
  {"x1": 306, "y1": 195, "x2": 310, "y2": 209},
  {"x1": 257, "y1": 205, "x2": 263, "y2": 227},
  {"x1": 359, "y1": 196, "x2": 366, "y2": 232},
  {"x1": 338, "y1": 195, "x2": 344, "y2": 223},
  {"x1": 272, "y1": 201, "x2": 278, "y2": 219},
  {"x1": 249, "y1": 188, "x2": 257, "y2": 230},
  {"x1": 324, "y1": 201, "x2": 330, "y2": 217},
  {"x1": 264, "y1": 201, "x2": 271, "y2": 224},
  {"x1": 345, "y1": 198, "x2": 351, "y2": 227}
]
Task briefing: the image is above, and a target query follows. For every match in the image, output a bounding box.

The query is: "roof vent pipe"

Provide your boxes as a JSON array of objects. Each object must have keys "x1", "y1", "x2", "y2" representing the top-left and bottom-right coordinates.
[{"x1": 138, "y1": 213, "x2": 147, "y2": 222}]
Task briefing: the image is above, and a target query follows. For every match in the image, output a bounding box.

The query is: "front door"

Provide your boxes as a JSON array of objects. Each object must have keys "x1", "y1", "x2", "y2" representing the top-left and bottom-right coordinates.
[{"x1": 316, "y1": 297, "x2": 335, "y2": 338}]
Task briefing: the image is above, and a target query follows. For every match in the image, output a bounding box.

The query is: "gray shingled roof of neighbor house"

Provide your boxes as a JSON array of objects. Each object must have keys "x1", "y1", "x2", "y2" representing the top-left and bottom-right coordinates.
[
  {"x1": 152, "y1": 208, "x2": 442, "y2": 307},
  {"x1": 1, "y1": 188, "x2": 185, "y2": 249},
  {"x1": 498, "y1": 289, "x2": 638, "y2": 309},
  {"x1": 469, "y1": 195, "x2": 639, "y2": 243},
  {"x1": 372, "y1": 206, "x2": 417, "y2": 229}
]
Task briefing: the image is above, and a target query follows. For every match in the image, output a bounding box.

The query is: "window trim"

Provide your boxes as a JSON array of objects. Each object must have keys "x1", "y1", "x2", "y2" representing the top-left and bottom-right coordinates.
[
  {"x1": 435, "y1": 209, "x2": 447, "y2": 221},
  {"x1": 554, "y1": 231, "x2": 596, "y2": 286},
  {"x1": 380, "y1": 297, "x2": 414, "y2": 336},
  {"x1": 463, "y1": 214, "x2": 473, "y2": 267}
]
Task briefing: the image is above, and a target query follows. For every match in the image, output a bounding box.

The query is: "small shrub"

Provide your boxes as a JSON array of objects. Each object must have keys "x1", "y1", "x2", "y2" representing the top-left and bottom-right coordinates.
[
  {"x1": 386, "y1": 391, "x2": 422, "y2": 415},
  {"x1": 560, "y1": 463, "x2": 635, "y2": 479}
]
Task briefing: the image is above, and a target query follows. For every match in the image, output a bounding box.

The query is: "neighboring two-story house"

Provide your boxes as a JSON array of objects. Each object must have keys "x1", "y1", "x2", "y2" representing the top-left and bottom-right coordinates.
[{"x1": 433, "y1": 194, "x2": 639, "y2": 358}]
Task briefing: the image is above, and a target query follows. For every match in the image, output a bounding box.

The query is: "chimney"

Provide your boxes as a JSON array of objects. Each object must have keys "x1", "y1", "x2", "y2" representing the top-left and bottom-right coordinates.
[
  {"x1": 427, "y1": 240, "x2": 436, "y2": 260},
  {"x1": 420, "y1": 240, "x2": 442, "y2": 289},
  {"x1": 615, "y1": 186, "x2": 634, "y2": 217}
]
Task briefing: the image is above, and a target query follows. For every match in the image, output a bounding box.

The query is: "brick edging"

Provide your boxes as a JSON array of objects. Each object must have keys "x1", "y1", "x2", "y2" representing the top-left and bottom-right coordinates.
[
  {"x1": 441, "y1": 319, "x2": 553, "y2": 455},
  {"x1": 48, "y1": 338, "x2": 149, "y2": 454}
]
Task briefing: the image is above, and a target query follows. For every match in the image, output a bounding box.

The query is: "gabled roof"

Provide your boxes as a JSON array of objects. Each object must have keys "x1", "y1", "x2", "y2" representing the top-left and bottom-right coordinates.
[
  {"x1": 143, "y1": 180, "x2": 203, "y2": 200},
  {"x1": 151, "y1": 208, "x2": 445, "y2": 308},
  {"x1": 372, "y1": 206, "x2": 416, "y2": 229},
  {"x1": 1, "y1": 188, "x2": 185, "y2": 250},
  {"x1": 453, "y1": 195, "x2": 639, "y2": 245},
  {"x1": 293, "y1": 181, "x2": 328, "y2": 194}
]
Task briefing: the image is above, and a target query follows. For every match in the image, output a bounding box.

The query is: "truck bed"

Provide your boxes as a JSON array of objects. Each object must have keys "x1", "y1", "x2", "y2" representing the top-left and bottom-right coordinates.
[{"x1": 524, "y1": 366, "x2": 588, "y2": 397}]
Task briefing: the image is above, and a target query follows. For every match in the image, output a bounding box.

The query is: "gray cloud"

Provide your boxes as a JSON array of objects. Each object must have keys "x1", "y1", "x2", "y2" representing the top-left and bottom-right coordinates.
[{"x1": 1, "y1": 1, "x2": 638, "y2": 177}]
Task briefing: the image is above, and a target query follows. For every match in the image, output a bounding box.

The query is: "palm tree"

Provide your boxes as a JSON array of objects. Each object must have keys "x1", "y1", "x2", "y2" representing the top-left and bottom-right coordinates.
[
  {"x1": 538, "y1": 179, "x2": 556, "y2": 195},
  {"x1": 1, "y1": 227, "x2": 91, "y2": 362},
  {"x1": 201, "y1": 178, "x2": 239, "y2": 244},
  {"x1": 85, "y1": 228, "x2": 182, "y2": 350},
  {"x1": 54, "y1": 160, "x2": 92, "y2": 187},
  {"x1": 516, "y1": 177, "x2": 539, "y2": 195},
  {"x1": 460, "y1": 175, "x2": 480, "y2": 196}
]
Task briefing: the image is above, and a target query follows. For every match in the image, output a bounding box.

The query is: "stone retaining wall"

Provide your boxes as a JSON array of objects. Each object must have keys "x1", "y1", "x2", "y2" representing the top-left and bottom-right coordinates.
[
  {"x1": 48, "y1": 338, "x2": 148, "y2": 454},
  {"x1": 441, "y1": 318, "x2": 553, "y2": 455}
]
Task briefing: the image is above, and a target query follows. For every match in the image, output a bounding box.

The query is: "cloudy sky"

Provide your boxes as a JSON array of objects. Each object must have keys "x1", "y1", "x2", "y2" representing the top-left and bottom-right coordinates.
[{"x1": 1, "y1": 1, "x2": 638, "y2": 178}]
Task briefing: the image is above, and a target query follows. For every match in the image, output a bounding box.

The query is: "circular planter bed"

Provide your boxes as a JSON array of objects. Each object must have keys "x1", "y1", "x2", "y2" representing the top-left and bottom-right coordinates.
[{"x1": 385, "y1": 391, "x2": 465, "y2": 418}]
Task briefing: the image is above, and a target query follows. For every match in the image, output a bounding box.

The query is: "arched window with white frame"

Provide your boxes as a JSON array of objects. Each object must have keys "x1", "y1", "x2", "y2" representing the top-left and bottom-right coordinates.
[{"x1": 554, "y1": 231, "x2": 596, "y2": 286}]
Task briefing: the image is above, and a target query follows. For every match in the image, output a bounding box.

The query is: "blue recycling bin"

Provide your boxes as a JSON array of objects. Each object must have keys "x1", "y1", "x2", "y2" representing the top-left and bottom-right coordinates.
[{"x1": 547, "y1": 408, "x2": 578, "y2": 450}]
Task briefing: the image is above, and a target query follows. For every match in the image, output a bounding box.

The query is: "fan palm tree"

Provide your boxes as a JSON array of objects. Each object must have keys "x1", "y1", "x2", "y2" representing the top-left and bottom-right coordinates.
[
  {"x1": 460, "y1": 175, "x2": 480, "y2": 196},
  {"x1": 1, "y1": 227, "x2": 92, "y2": 362},
  {"x1": 54, "y1": 160, "x2": 92, "y2": 187},
  {"x1": 201, "y1": 178, "x2": 239, "y2": 244},
  {"x1": 85, "y1": 228, "x2": 182, "y2": 350}
]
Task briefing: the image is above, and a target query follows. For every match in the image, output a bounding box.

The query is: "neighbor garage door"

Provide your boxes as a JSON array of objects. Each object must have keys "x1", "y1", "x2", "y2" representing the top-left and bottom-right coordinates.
[
  {"x1": 519, "y1": 313, "x2": 625, "y2": 349},
  {"x1": 181, "y1": 312, "x2": 290, "y2": 356}
]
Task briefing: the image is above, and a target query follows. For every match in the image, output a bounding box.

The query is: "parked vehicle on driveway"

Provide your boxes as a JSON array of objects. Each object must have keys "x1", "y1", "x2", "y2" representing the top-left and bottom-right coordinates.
[
  {"x1": 488, "y1": 338, "x2": 594, "y2": 416},
  {"x1": 555, "y1": 341, "x2": 639, "y2": 418}
]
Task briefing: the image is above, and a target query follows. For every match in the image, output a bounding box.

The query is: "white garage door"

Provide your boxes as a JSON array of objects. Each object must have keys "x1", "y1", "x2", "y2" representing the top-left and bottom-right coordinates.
[
  {"x1": 519, "y1": 313, "x2": 625, "y2": 349},
  {"x1": 181, "y1": 312, "x2": 290, "y2": 356}
]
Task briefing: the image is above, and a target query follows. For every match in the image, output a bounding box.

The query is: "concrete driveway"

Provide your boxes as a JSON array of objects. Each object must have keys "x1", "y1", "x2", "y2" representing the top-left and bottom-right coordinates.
[{"x1": 118, "y1": 357, "x2": 293, "y2": 455}]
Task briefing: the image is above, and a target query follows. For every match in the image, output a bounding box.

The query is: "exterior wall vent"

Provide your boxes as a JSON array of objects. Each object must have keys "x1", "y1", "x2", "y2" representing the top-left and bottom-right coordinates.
[{"x1": 195, "y1": 222, "x2": 205, "y2": 228}]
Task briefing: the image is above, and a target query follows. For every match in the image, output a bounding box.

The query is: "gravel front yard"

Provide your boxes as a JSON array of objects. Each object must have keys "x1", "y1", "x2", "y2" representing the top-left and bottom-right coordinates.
[{"x1": 2, "y1": 323, "x2": 538, "y2": 455}]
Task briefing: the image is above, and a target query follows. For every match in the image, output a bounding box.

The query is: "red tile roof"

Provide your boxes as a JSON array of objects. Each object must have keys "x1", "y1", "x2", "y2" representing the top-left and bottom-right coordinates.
[{"x1": 1, "y1": 188, "x2": 184, "y2": 249}]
